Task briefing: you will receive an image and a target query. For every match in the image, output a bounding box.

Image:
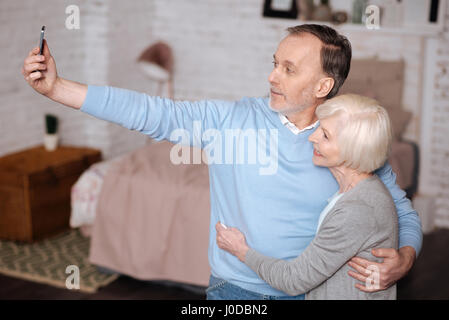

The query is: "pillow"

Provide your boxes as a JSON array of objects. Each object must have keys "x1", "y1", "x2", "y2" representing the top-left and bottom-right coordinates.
[
  {"x1": 384, "y1": 107, "x2": 412, "y2": 140},
  {"x1": 339, "y1": 59, "x2": 405, "y2": 109}
]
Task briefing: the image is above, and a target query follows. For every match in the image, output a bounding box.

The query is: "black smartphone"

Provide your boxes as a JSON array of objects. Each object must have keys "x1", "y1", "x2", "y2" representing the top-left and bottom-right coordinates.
[
  {"x1": 38, "y1": 26, "x2": 45, "y2": 55},
  {"x1": 32, "y1": 26, "x2": 45, "y2": 73}
]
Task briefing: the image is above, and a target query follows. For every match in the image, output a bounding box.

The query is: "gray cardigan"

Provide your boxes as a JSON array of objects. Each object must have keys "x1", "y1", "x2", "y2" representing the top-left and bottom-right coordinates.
[{"x1": 245, "y1": 175, "x2": 398, "y2": 300}]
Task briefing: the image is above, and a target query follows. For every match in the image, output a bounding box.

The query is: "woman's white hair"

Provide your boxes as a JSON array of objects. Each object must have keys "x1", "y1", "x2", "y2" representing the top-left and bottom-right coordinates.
[{"x1": 315, "y1": 94, "x2": 393, "y2": 173}]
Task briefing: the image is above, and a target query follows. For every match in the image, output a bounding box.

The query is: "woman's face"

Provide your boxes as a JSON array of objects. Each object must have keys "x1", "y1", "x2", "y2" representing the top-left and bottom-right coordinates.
[{"x1": 308, "y1": 116, "x2": 342, "y2": 168}]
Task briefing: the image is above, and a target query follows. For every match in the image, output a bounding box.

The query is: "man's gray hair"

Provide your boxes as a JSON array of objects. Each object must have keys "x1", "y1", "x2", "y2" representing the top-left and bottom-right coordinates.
[{"x1": 287, "y1": 24, "x2": 352, "y2": 99}]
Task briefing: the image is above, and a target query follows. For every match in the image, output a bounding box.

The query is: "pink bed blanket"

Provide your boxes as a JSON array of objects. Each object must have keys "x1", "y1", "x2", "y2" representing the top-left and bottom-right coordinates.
[{"x1": 87, "y1": 141, "x2": 211, "y2": 286}]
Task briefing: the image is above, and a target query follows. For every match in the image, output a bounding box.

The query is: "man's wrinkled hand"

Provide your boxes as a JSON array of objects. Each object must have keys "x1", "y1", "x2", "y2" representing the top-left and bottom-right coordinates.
[
  {"x1": 347, "y1": 246, "x2": 416, "y2": 292},
  {"x1": 22, "y1": 39, "x2": 58, "y2": 97}
]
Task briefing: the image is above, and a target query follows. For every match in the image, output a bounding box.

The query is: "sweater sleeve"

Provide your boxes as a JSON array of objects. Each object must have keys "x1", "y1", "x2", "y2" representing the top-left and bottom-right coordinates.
[
  {"x1": 245, "y1": 204, "x2": 377, "y2": 296},
  {"x1": 374, "y1": 162, "x2": 423, "y2": 256},
  {"x1": 80, "y1": 85, "x2": 237, "y2": 147}
]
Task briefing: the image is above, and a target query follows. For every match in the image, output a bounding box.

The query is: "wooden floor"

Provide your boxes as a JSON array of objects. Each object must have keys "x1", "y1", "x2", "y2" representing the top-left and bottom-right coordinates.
[{"x1": 1, "y1": 229, "x2": 448, "y2": 300}]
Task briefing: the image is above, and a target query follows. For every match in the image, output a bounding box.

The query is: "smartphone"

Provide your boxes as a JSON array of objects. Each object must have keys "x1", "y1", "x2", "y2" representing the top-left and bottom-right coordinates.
[
  {"x1": 38, "y1": 26, "x2": 45, "y2": 55},
  {"x1": 32, "y1": 26, "x2": 45, "y2": 73}
]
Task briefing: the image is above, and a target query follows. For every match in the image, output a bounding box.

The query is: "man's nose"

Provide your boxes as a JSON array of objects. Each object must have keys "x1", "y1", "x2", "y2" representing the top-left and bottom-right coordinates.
[{"x1": 268, "y1": 68, "x2": 279, "y2": 85}]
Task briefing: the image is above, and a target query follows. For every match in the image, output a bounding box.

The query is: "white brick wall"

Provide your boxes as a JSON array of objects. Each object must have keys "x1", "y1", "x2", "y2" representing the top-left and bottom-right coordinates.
[
  {"x1": 430, "y1": 9, "x2": 449, "y2": 228},
  {"x1": 0, "y1": 0, "x2": 156, "y2": 159},
  {"x1": 1, "y1": 0, "x2": 448, "y2": 225},
  {"x1": 0, "y1": 0, "x2": 88, "y2": 155},
  {"x1": 104, "y1": 0, "x2": 156, "y2": 158}
]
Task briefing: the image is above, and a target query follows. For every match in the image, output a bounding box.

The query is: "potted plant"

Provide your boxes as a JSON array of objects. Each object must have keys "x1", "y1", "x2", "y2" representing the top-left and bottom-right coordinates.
[{"x1": 44, "y1": 114, "x2": 59, "y2": 151}]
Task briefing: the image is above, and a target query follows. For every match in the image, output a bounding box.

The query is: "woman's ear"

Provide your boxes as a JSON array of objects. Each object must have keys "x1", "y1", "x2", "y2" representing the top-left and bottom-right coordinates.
[{"x1": 316, "y1": 77, "x2": 335, "y2": 99}]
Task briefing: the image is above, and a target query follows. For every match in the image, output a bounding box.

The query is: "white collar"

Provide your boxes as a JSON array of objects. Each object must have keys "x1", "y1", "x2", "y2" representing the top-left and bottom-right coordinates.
[{"x1": 278, "y1": 114, "x2": 319, "y2": 135}]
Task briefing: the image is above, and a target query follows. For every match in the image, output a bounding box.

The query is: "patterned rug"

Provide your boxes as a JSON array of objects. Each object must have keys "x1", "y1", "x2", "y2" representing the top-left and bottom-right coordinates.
[{"x1": 0, "y1": 229, "x2": 118, "y2": 293}]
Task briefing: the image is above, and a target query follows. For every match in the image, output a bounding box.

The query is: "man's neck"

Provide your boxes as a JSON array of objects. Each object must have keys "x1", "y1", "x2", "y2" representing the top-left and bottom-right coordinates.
[{"x1": 284, "y1": 104, "x2": 319, "y2": 131}]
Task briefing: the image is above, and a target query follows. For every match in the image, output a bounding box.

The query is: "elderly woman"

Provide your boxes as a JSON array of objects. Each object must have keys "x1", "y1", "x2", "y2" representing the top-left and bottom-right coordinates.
[{"x1": 216, "y1": 94, "x2": 398, "y2": 300}]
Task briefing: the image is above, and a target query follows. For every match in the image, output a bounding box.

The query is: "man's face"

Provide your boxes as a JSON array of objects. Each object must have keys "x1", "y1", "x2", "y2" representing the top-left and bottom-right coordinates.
[{"x1": 268, "y1": 34, "x2": 325, "y2": 115}]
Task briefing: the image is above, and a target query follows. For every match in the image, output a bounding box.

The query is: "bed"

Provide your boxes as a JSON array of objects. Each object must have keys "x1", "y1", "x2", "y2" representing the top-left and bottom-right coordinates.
[{"x1": 71, "y1": 140, "x2": 211, "y2": 287}]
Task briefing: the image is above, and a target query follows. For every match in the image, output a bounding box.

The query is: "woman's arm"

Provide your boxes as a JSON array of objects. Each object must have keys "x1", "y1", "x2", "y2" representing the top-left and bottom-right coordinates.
[{"x1": 216, "y1": 204, "x2": 378, "y2": 296}]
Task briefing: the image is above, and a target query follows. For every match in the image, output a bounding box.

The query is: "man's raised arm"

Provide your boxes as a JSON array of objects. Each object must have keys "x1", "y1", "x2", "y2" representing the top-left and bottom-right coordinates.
[{"x1": 22, "y1": 41, "x2": 238, "y2": 145}]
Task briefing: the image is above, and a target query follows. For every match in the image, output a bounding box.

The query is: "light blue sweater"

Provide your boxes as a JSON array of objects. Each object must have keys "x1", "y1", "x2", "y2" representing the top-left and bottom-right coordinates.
[{"x1": 81, "y1": 85, "x2": 422, "y2": 296}]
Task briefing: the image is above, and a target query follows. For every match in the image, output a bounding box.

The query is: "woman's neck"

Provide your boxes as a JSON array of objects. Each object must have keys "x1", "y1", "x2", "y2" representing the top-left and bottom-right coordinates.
[{"x1": 329, "y1": 165, "x2": 373, "y2": 194}]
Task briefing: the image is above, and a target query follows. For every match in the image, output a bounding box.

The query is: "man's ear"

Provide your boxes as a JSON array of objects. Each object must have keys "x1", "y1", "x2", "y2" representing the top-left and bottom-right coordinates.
[{"x1": 315, "y1": 77, "x2": 335, "y2": 99}]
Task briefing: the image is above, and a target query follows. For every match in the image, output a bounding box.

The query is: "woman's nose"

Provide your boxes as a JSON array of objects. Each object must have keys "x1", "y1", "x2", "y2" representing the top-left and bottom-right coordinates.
[{"x1": 308, "y1": 131, "x2": 317, "y2": 143}]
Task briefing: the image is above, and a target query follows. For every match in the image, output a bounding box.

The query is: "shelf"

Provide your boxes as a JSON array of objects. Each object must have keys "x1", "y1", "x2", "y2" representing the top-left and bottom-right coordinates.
[
  {"x1": 336, "y1": 22, "x2": 444, "y2": 37},
  {"x1": 289, "y1": 19, "x2": 445, "y2": 37}
]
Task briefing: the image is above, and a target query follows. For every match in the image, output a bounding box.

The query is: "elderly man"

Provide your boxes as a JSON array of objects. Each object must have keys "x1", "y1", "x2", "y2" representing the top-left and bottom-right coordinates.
[{"x1": 22, "y1": 24, "x2": 422, "y2": 300}]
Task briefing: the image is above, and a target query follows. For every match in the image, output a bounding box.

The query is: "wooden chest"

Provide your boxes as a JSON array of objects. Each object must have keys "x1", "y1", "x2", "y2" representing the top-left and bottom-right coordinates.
[{"x1": 0, "y1": 145, "x2": 102, "y2": 242}]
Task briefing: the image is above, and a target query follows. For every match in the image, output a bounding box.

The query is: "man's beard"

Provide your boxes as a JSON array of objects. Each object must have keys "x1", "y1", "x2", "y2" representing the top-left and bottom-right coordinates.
[
  {"x1": 268, "y1": 86, "x2": 315, "y2": 116},
  {"x1": 268, "y1": 97, "x2": 308, "y2": 116}
]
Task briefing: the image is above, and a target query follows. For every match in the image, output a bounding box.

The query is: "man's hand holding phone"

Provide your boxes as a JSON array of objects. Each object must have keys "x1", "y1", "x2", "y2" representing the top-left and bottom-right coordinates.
[
  {"x1": 22, "y1": 27, "x2": 58, "y2": 97},
  {"x1": 22, "y1": 26, "x2": 58, "y2": 97},
  {"x1": 22, "y1": 26, "x2": 87, "y2": 110}
]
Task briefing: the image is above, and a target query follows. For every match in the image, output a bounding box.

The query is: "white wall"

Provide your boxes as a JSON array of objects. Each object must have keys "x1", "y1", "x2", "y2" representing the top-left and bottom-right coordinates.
[
  {"x1": 423, "y1": 2, "x2": 449, "y2": 227},
  {"x1": 0, "y1": 0, "x2": 88, "y2": 155},
  {"x1": 0, "y1": 0, "x2": 153, "y2": 160}
]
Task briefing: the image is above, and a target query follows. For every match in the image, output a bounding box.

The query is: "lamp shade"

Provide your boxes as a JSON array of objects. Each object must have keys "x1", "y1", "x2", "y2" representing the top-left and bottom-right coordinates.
[{"x1": 137, "y1": 42, "x2": 174, "y2": 82}]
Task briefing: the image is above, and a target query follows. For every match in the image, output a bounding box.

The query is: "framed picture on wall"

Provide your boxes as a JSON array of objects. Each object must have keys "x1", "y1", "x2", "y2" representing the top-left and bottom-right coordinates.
[
  {"x1": 429, "y1": 0, "x2": 440, "y2": 23},
  {"x1": 263, "y1": 0, "x2": 299, "y2": 19}
]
